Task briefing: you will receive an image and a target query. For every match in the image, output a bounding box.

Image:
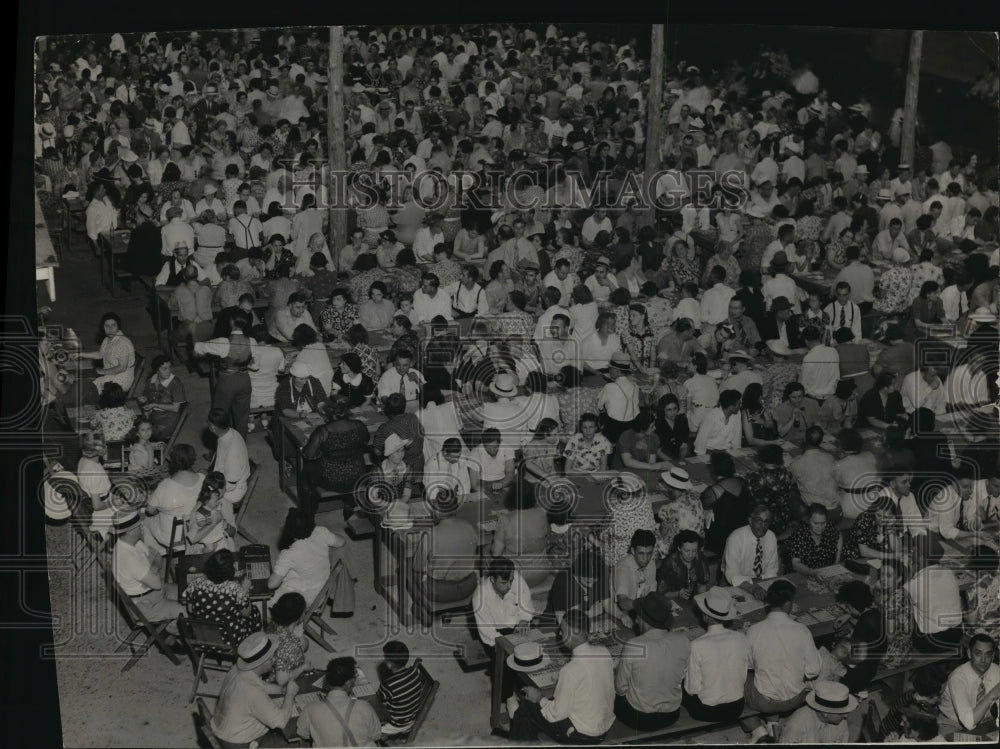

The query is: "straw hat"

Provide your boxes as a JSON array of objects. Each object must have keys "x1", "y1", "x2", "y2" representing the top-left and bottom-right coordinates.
[
  {"x1": 383, "y1": 433, "x2": 411, "y2": 456},
  {"x1": 506, "y1": 642, "x2": 550, "y2": 672},
  {"x1": 661, "y1": 467, "x2": 693, "y2": 490},
  {"x1": 489, "y1": 372, "x2": 519, "y2": 398},
  {"x1": 288, "y1": 361, "x2": 311, "y2": 378},
  {"x1": 609, "y1": 351, "x2": 632, "y2": 371},
  {"x1": 805, "y1": 681, "x2": 859, "y2": 714},
  {"x1": 728, "y1": 349, "x2": 752, "y2": 362},
  {"x1": 237, "y1": 632, "x2": 276, "y2": 671},
  {"x1": 594, "y1": 256, "x2": 611, "y2": 268},
  {"x1": 695, "y1": 586, "x2": 737, "y2": 621}
]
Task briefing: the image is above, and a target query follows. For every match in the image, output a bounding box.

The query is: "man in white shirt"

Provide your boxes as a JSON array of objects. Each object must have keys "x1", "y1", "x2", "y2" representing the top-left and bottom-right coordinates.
[
  {"x1": 581, "y1": 206, "x2": 613, "y2": 247},
  {"x1": 597, "y1": 353, "x2": 640, "y2": 441},
  {"x1": 700, "y1": 266, "x2": 736, "y2": 325},
  {"x1": 536, "y1": 314, "x2": 580, "y2": 382},
  {"x1": 684, "y1": 588, "x2": 752, "y2": 721},
  {"x1": 472, "y1": 557, "x2": 536, "y2": 653},
  {"x1": 762, "y1": 259, "x2": 801, "y2": 312},
  {"x1": 613, "y1": 530, "x2": 657, "y2": 624},
  {"x1": 722, "y1": 505, "x2": 780, "y2": 598},
  {"x1": 873, "y1": 218, "x2": 912, "y2": 262},
  {"x1": 940, "y1": 274, "x2": 973, "y2": 323},
  {"x1": 542, "y1": 259, "x2": 580, "y2": 307},
  {"x1": 423, "y1": 438, "x2": 474, "y2": 500},
  {"x1": 508, "y1": 610, "x2": 616, "y2": 742},
  {"x1": 905, "y1": 547, "x2": 964, "y2": 655},
  {"x1": 207, "y1": 408, "x2": 251, "y2": 527},
  {"x1": 938, "y1": 634, "x2": 1000, "y2": 735},
  {"x1": 161, "y1": 206, "x2": 195, "y2": 256},
  {"x1": 899, "y1": 366, "x2": 947, "y2": 416},
  {"x1": 799, "y1": 326, "x2": 839, "y2": 402},
  {"x1": 962, "y1": 472, "x2": 1000, "y2": 532},
  {"x1": 446, "y1": 268, "x2": 489, "y2": 318},
  {"x1": 155, "y1": 244, "x2": 208, "y2": 287},
  {"x1": 580, "y1": 313, "x2": 622, "y2": 374},
  {"x1": 833, "y1": 247, "x2": 875, "y2": 306},
  {"x1": 743, "y1": 578, "x2": 821, "y2": 741},
  {"x1": 533, "y1": 288, "x2": 570, "y2": 343},
  {"x1": 110, "y1": 512, "x2": 184, "y2": 629},
  {"x1": 694, "y1": 389, "x2": 743, "y2": 455},
  {"x1": 823, "y1": 282, "x2": 863, "y2": 342},
  {"x1": 376, "y1": 350, "x2": 425, "y2": 406},
  {"x1": 268, "y1": 292, "x2": 317, "y2": 343},
  {"x1": 412, "y1": 273, "x2": 453, "y2": 323}
]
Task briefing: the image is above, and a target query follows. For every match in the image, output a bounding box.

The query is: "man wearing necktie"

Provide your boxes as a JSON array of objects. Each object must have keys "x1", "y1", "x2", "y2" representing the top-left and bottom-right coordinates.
[
  {"x1": 823, "y1": 282, "x2": 862, "y2": 342},
  {"x1": 938, "y1": 634, "x2": 1000, "y2": 736},
  {"x1": 722, "y1": 505, "x2": 779, "y2": 602}
]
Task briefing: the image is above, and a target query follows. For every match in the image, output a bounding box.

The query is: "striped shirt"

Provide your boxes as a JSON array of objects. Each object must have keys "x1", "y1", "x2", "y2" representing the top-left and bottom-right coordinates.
[{"x1": 377, "y1": 665, "x2": 424, "y2": 727}]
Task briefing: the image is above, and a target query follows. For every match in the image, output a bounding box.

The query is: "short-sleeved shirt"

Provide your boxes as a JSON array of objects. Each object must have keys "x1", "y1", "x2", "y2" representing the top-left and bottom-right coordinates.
[
  {"x1": 113, "y1": 539, "x2": 153, "y2": 596},
  {"x1": 563, "y1": 433, "x2": 613, "y2": 473},
  {"x1": 612, "y1": 429, "x2": 661, "y2": 470},
  {"x1": 271, "y1": 526, "x2": 345, "y2": 606}
]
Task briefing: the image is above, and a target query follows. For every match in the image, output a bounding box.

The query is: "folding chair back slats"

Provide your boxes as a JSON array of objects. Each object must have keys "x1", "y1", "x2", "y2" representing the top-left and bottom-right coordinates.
[
  {"x1": 102, "y1": 558, "x2": 181, "y2": 671},
  {"x1": 178, "y1": 615, "x2": 237, "y2": 703}
]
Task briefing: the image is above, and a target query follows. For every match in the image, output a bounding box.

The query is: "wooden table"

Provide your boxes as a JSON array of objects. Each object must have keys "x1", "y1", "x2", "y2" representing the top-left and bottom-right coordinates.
[
  {"x1": 276, "y1": 408, "x2": 384, "y2": 505},
  {"x1": 488, "y1": 570, "x2": 849, "y2": 731},
  {"x1": 35, "y1": 191, "x2": 59, "y2": 301}
]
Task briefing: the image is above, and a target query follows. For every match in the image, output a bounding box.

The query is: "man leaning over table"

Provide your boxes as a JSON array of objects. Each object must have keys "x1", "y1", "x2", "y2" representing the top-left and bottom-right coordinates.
[
  {"x1": 507, "y1": 609, "x2": 616, "y2": 744},
  {"x1": 743, "y1": 578, "x2": 822, "y2": 743},
  {"x1": 693, "y1": 388, "x2": 743, "y2": 455},
  {"x1": 722, "y1": 504, "x2": 780, "y2": 602}
]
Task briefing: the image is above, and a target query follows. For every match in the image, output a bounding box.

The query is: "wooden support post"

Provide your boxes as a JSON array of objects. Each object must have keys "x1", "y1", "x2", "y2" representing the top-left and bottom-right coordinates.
[
  {"x1": 328, "y1": 26, "x2": 348, "y2": 254},
  {"x1": 640, "y1": 24, "x2": 665, "y2": 228},
  {"x1": 900, "y1": 30, "x2": 923, "y2": 171}
]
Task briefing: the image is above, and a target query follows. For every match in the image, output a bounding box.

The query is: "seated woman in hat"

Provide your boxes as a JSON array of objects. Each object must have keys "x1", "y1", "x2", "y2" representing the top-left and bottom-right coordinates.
[{"x1": 275, "y1": 360, "x2": 328, "y2": 419}]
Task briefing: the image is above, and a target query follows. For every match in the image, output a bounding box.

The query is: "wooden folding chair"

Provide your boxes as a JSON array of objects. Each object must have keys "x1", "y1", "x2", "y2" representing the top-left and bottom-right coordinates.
[
  {"x1": 859, "y1": 699, "x2": 883, "y2": 742},
  {"x1": 383, "y1": 659, "x2": 441, "y2": 746},
  {"x1": 194, "y1": 697, "x2": 224, "y2": 749},
  {"x1": 177, "y1": 615, "x2": 238, "y2": 704},
  {"x1": 127, "y1": 351, "x2": 146, "y2": 401},
  {"x1": 302, "y1": 562, "x2": 341, "y2": 652},
  {"x1": 163, "y1": 516, "x2": 186, "y2": 583},
  {"x1": 234, "y1": 462, "x2": 261, "y2": 545},
  {"x1": 104, "y1": 440, "x2": 127, "y2": 471},
  {"x1": 164, "y1": 402, "x2": 189, "y2": 455},
  {"x1": 102, "y1": 562, "x2": 182, "y2": 671}
]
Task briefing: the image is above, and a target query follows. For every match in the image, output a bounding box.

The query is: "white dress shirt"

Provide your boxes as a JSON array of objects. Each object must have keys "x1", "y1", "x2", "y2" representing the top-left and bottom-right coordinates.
[
  {"x1": 694, "y1": 407, "x2": 742, "y2": 456},
  {"x1": 746, "y1": 611, "x2": 822, "y2": 701},
  {"x1": 685, "y1": 624, "x2": 751, "y2": 705},
  {"x1": 723, "y1": 525, "x2": 780, "y2": 587},
  {"x1": 700, "y1": 283, "x2": 737, "y2": 326},
  {"x1": 823, "y1": 300, "x2": 863, "y2": 341},
  {"x1": 423, "y1": 451, "x2": 474, "y2": 498},
  {"x1": 800, "y1": 345, "x2": 840, "y2": 399},
  {"x1": 446, "y1": 281, "x2": 489, "y2": 316},
  {"x1": 542, "y1": 271, "x2": 581, "y2": 307},
  {"x1": 899, "y1": 370, "x2": 947, "y2": 415},
  {"x1": 940, "y1": 662, "x2": 1000, "y2": 731},
  {"x1": 580, "y1": 332, "x2": 622, "y2": 371},
  {"x1": 598, "y1": 377, "x2": 640, "y2": 422},
  {"x1": 940, "y1": 284, "x2": 969, "y2": 323},
  {"x1": 673, "y1": 298, "x2": 702, "y2": 330},
  {"x1": 763, "y1": 274, "x2": 801, "y2": 311},
  {"x1": 904, "y1": 565, "x2": 963, "y2": 634},
  {"x1": 964, "y1": 480, "x2": 1000, "y2": 530},
  {"x1": 471, "y1": 571, "x2": 536, "y2": 647},
  {"x1": 376, "y1": 367, "x2": 425, "y2": 402},
  {"x1": 412, "y1": 288, "x2": 453, "y2": 323},
  {"x1": 539, "y1": 642, "x2": 617, "y2": 737}
]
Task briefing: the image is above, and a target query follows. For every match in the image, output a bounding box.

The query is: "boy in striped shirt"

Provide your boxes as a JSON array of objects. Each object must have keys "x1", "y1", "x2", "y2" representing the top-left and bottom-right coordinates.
[{"x1": 377, "y1": 640, "x2": 424, "y2": 735}]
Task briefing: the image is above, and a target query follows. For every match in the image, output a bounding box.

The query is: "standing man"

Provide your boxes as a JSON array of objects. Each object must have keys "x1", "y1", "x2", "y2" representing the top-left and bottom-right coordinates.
[
  {"x1": 194, "y1": 310, "x2": 257, "y2": 439},
  {"x1": 207, "y1": 407, "x2": 251, "y2": 530}
]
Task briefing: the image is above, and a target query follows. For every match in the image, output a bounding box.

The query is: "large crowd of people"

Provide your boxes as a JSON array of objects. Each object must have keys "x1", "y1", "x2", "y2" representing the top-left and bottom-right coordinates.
[{"x1": 36, "y1": 22, "x2": 999, "y2": 748}]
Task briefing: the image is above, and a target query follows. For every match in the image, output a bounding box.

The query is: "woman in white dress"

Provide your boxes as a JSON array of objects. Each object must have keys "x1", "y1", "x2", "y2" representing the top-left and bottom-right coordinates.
[
  {"x1": 71, "y1": 312, "x2": 135, "y2": 394},
  {"x1": 144, "y1": 443, "x2": 204, "y2": 555}
]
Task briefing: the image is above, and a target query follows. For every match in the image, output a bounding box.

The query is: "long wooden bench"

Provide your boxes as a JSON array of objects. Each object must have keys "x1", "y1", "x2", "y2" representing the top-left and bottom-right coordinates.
[{"x1": 603, "y1": 704, "x2": 763, "y2": 744}]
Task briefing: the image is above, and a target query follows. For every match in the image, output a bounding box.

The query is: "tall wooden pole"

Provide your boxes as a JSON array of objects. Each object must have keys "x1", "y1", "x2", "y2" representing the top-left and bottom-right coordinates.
[
  {"x1": 328, "y1": 26, "x2": 348, "y2": 254},
  {"x1": 900, "y1": 30, "x2": 923, "y2": 170},
  {"x1": 641, "y1": 24, "x2": 665, "y2": 228}
]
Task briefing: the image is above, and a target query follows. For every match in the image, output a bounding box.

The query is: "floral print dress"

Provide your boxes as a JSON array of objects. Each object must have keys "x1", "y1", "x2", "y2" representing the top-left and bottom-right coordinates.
[
  {"x1": 653, "y1": 490, "x2": 706, "y2": 561},
  {"x1": 562, "y1": 433, "x2": 613, "y2": 473},
  {"x1": 874, "y1": 266, "x2": 914, "y2": 314},
  {"x1": 181, "y1": 577, "x2": 262, "y2": 648},
  {"x1": 319, "y1": 303, "x2": 360, "y2": 341}
]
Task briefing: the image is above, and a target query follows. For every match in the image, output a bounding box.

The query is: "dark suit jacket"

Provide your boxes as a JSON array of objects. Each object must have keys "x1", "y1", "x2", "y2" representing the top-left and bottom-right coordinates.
[{"x1": 759, "y1": 312, "x2": 805, "y2": 349}]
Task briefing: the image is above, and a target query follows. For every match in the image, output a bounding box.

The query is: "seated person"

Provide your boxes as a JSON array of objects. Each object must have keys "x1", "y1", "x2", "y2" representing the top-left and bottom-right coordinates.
[
  {"x1": 722, "y1": 504, "x2": 780, "y2": 601},
  {"x1": 96, "y1": 381, "x2": 136, "y2": 442},
  {"x1": 376, "y1": 640, "x2": 427, "y2": 737},
  {"x1": 109, "y1": 511, "x2": 184, "y2": 630},
  {"x1": 780, "y1": 681, "x2": 858, "y2": 744},
  {"x1": 180, "y1": 547, "x2": 261, "y2": 648},
  {"x1": 264, "y1": 592, "x2": 309, "y2": 686},
  {"x1": 139, "y1": 355, "x2": 187, "y2": 442},
  {"x1": 877, "y1": 665, "x2": 945, "y2": 741},
  {"x1": 469, "y1": 427, "x2": 515, "y2": 495},
  {"x1": 268, "y1": 291, "x2": 317, "y2": 344},
  {"x1": 613, "y1": 529, "x2": 657, "y2": 625},
  {"x1": 275, "y1": 361, "x2": 328, "y2": 418},
  {"x1": 938, "y1": 633, "x2": 1000, "y2": 736},
  {"x1": 833, "y1": 580, "x2": 886, "y2": 692},
  {"x1": 683, "y1": 587, "x2": 751, "y2": 723},
  {"x1": 614, "y1": 592, "x2": 691, "y2": 732},
  {"x1": 472, "y1": 558, "x2": 536, "y2": 700},
  {"x1": 410, "y1": 489, "x2": 478, "y2": 614},
  {"x1": 656, "y1": 529, "x2": 711, "y2": 601},
  {"x1": 212, "y1": 632, "x2": 300, "y2": 748},
  {"x1": 543, "y1": 548, "x2": 614, "y2": 627},
  {"x1": 297, "y1": 656, "x2": 382, "y2": 746},
  {"x1": 329, "y1": 352, "x2": 375, "y2": 408},
  {"x1": 508, "y1": 610, "x2": 617, "y2": 743}
]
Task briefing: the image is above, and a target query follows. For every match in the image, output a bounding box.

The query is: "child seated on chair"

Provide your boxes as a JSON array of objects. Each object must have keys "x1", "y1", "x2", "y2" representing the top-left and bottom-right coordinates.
[
  {"x1": 265, "y1": 592, "x2": 309, "y2": 686},
  {"x1": 184, "y1": 472, "x2": 236, "y2": 553},
  {"x1": 127, "y1": 417, "x2": 161, "y2": 472},
  {"x1": 377, "y1": 640, "x2": 424, "y2": 736}
]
